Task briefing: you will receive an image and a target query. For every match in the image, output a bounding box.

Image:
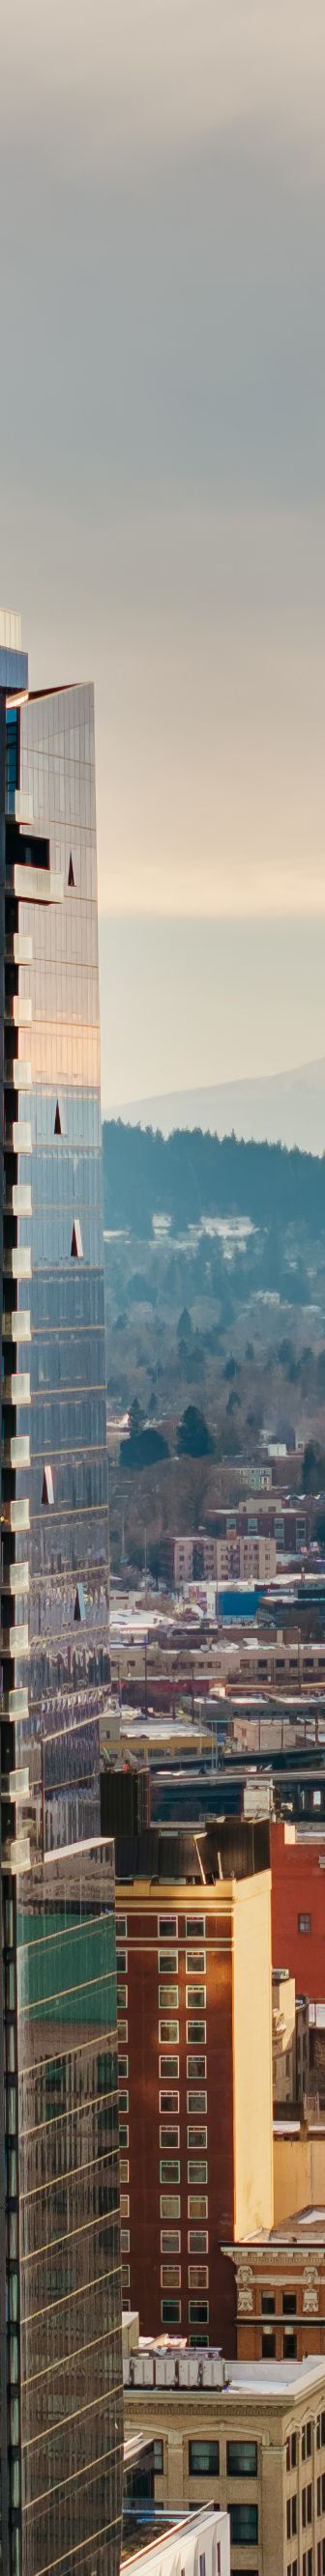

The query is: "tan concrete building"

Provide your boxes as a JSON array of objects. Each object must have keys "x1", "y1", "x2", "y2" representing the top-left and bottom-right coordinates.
[{"x1": 123, "y1": 2339, "x2": 325, "y2": 2575}]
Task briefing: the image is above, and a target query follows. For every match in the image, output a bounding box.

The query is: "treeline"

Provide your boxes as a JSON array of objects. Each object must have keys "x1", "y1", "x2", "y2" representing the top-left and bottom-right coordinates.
[{"x1": 103, "y1": 1119, "x2": 325, "y2": 1236}]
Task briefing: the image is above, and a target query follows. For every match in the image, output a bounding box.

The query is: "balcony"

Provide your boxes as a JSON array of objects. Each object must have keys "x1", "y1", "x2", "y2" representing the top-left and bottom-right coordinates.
[
  {"x1": 4, "y1": 998, "x2": 32, "y2": 1027},
  {"x1": 2, "y1": 1314, "x2": 31, "y2": 1344},
  {"x1": 2, "y1": 1376, "x2": 31, "y2": 1406},
  {"x1": 0, "y1": 1501, "x2": 30, "y2": 1533},
  {"x1": 3, "y1": 1836, "x2": 31, "y2": 1875},
  {"x1": 10, "y1": 863, "x2": 63, "y2": 906},
  {"x1": 1, "y1": 1436, "x2": 30, "y2": 1466},
  {"x1": 4, "y1": 1122, "x2": 32, "y2": 1155},
  {"x1": 5, "y1": 935, "x2": 33, "y2": 966},
  {"x1": 3, "y1": 1250, "x2": 31, "y2": 1279},
  {"x1": 4, "y1": 1061, "x2": 31, "y2": 1090},
  {"x1": 1, "y1": 1624, "x2": 29, "y2": 1659},
  {"x1": 2, "y1": 1567, "x2": 29, "y2": 1599},
  {"x1": 2, "y1": 1686, "x2": 28, "y2": 1716},
  {"x1": 4, "y1": 1189, "x2": 32, "y2": 1220}
]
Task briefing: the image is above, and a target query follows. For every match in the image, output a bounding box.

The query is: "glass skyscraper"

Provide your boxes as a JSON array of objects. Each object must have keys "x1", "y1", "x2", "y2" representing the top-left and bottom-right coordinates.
[{"x1": 0, "y1": 613, "x2": 123, "y2": 2576}]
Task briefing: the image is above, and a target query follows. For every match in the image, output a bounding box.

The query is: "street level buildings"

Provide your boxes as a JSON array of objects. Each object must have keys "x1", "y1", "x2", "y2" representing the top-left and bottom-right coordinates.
[{"x1": 0, "y1": 614, "x2": 123, "y2": 2576}]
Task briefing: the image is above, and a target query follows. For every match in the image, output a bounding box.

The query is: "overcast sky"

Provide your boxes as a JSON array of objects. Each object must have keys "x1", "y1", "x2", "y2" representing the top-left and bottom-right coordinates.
[{"x1": 1, "y1": 1, "x2": 325, "y2": 1106}]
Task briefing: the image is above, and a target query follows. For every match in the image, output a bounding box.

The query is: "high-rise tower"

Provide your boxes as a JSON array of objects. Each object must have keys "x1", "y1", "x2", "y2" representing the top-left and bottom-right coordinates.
[{"x1": 0, "y1": 612, "x2": 123, "y2": 2576}]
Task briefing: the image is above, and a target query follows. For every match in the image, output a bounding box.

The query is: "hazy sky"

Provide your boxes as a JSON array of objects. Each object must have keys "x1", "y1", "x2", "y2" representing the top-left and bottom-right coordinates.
[{"x1": 1, "y1": 1, "x2": 325, "y2": 1106}]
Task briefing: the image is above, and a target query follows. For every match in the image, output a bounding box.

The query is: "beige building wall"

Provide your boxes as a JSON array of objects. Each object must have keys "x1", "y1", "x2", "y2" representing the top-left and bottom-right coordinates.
[
  {"x1": 233, "y1": 1874, "x2": 274, "y2": 2238},
  {"x1": 274, "y1": 2125, "x2": 325, "y2": 2225},
  {"x1": 124, "y1": 2369, "x2": 325, "y2": 2576}
]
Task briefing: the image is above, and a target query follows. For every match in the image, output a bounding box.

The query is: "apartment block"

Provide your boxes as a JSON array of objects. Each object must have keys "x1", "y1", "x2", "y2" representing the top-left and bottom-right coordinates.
[{"x1": 115, "y1": 1820, "x2": 273, "y2": 2351}]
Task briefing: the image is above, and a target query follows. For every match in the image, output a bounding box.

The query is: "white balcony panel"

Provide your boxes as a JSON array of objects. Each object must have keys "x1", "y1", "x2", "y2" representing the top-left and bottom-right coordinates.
[
  {"x1": 2, "y1": 1376, "x2": 31, "y2": 1405},
  {"x1": 4, "y1": 1250, "x2": 31, "y2": 1279},
  {"x1": 8, "y1": 1622, "x2": 29, "y2": 1656},
  {"x1": 8, "y1": 1566, "x2": 29, "y2": 1597},
  {"x1": 3, "y1": 1436, "x2": 30, "y2": 1466},
  {"x1": 9, "y1": 1768, "x2": 30, "y2": 1799},
  {"x1": 11, "y1": 1187, "x2": 32, "y2": 1216},
  {"x1": 1, "y1": 1501, "x2": 30, "y2": 1533},
  {"x1": 2, "y1": 1314, "x2": 31, "y2": 1343},
  {"x1": 15, "y1": 790, "x2": 34, "y2": 823},
  {"x1": 14, "y1": 864, "x2": 63, "y2": 905}
]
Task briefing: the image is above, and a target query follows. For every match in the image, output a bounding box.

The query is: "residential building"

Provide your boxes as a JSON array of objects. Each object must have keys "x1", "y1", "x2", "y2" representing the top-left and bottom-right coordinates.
[
  {"x1": 0, "y1": 615, "x2": 123, "y2": 2575},
  {"x1": 272, "y1": 1822, "x2": 325, "y2": 2012},
  {"x1": 124, "y1": 2336, "x2": 325, "y2": 2575},
  {"x1": 115, "y1": 1819, "x2": 273, "y2": 2350},
  {"x1": 123, "y1": 2506, "x2": 230, "y2": 2576},
  {"x1": 226, "y1": 2207, "x2": 325, "y2": 2367}
]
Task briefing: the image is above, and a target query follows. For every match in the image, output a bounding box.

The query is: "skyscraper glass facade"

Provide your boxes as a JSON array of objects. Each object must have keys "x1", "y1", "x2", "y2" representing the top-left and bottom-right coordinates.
[{"x1": 0, "y1": 626, "x2": 123, "y2": 2576}]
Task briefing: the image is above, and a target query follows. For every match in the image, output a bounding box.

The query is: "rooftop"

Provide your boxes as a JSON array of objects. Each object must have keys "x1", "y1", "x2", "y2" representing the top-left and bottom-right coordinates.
[{"x1": 124, "y1": 2341, "x2": 325, "y2": 2403}]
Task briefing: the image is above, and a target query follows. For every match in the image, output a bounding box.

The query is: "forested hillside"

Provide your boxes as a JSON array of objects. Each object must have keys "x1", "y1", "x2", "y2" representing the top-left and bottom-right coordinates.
[{"x1": 103, "y1": 1119, "x2": 325, "y2": 1236}]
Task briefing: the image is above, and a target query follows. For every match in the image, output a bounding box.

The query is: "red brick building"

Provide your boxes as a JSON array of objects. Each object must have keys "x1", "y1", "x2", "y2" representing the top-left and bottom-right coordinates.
[
  {"x1": 272, "y1": 1820, "x2": 325, "y2": 2003},
  {"x1": 115, "y1": 1821, "x2": 273, "y2": 2356}
]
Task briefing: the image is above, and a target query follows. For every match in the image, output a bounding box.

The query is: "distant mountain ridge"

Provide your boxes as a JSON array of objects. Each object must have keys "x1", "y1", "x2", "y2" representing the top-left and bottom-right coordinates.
[{"x1": 110, "y1": 1058, "x2": 325, "y2": 1157}]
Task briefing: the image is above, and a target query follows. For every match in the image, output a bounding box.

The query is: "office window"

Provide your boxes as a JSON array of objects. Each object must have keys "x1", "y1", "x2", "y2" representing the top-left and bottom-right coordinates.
[
  {"x1": 117, "y1": 1982, "x2": 128, "y2": 2011},
  {"x1": 187, "y1": 2023, "x2": 206, "y2": 2046},
  {"x1": 302, "y1": 2484, "x2": 312, "y2": 2528},
  {"x1": 189, "y1": 2230, "x2": 208, "y2": 2253},
  {"x1": 188, "y1": 2159, "x2": 207, "y2": 2184},
  {"x1": 188, "y1": 2056, "x2": 207, "y2": 2081},
  {"x1": 286, "y1": 2435, "x2": 297, "y2": 2471},
  {"x1": 159, "y1": 1952, "x2": 178, "y2": 1974},
  {"x1": 187, "y1": 2092, "x2": 207, "y2": 2115},
  {"x1": 230, "y1": 2505, "x2": 258, "y2": 2544},
  {"x1": 160, "y1": 2057, "x2": 179, "y2": 2081},
  {"x1": 189, "y1": 2300, "x2": 209, "y2": 2324},
  {"x1": 189, "y1": 2441, "x2": 219, "y2": 2477},
  {"x1": 316, "y1": 2541, "x2": 325, "y2": 2575},
  {"x1": 161, "y1": 2195, "x2": 181, "y2": 2219},
  {"x1": 161, "y1": 2230, "x2": 181, "y2": 2253},
  {"x1": 262, "y1": 2329, "x2": 276, "y2": 2357},
  {"x1": 159, "y1": 2021, "x2": 179, "y2": 2044},
  {"x1": 188, "y1": 2195, "x2": 208, "y2": 2220},
  {"x1": 154, "y1": 2441, "x2": 163, "y2": 2475},
  {"x1": 159, "y1": 1986, "x2": 179, "y2": 2011},
  {"x1": 119, "y1": 2123, "x2": 129, "y2": 2149},
  {"x1": 159, "y1": 1917, "x2": 178, "y2": 1939},
  {"x1": 160, "y1": 2092, "x2": 179, "y2": 2115},
  {"x1": 186, "y1": 1988, "x2": 206, "y2": 2011},
  {"x1": 298, "y1": 1914, "x2": 311, "y2": 1934},
  {"x1": 122, "y1": 2263, "x2": 130, "y2": 2289},
  {"x1": 119, "y1": 2157, "x2": 129, "y2": 2183},
  {"x1": 188, "y1": 2126, "x2": 207, "y2": 2150},
  {"x1": 189, "y1": 2264, "x2": 209, "y2": 2289},
  {"x1": 120, "y1": 2193, "x2": 130, "y2": 2219},
  {"x1": 286, "y1": 2496, "x2": 297, "y2": 2538},
  {"x1": 161, "y1": 2265, "x2": 181, "y2": 2289},
  {"x1": 120, "y1": 2227, "x2": 130, "y2": 2252},
  {"x1": 119, "y1": 2091, "x2": 129, "y2": 2113},
  {"x1": 261, "y1": 2293, "x2": 275, "y2": 2314},
  {"x1": 160, "y1": 2160, "x2": 180, "y2": 2184},
  {"x1": 116, "y1": 1950, "x2": 128, "y2": 1974},
  {"x1": 282, "y1": 2294, "x2": 297, "y2": 2316},
  {"x1": 118, "y1": 2055, "x2": 129, "y2": 2080},
  {"x1": 161, "y1": 2299, "x2": 181, "y2": 2324},
  {"x1": 302, "y1": 2424, "x2": 312, "y2": 2462},
  {"x1": 116, "y1": 1916, "x2": 127, "y2": 1939},
  {"x1": 187, "y1": 1952, "x2": 206, "y2": 1975},
  {"x1": 186, "y1": 1918, "x2": 205, "y2": 1939},
  {"x1": 160, "y1": 2126, "x2": 180, "y2": 2149},
  {"x1": 226, "y1": 2441, "x2": 257, "y2": 2478}
]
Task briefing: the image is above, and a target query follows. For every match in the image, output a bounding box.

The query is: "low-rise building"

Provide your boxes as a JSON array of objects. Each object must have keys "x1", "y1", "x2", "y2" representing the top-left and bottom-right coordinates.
[
  {"x1": 124, "y1": 2339, "x2": 325, "y2": 2575},
  {"x1": 123, "y1": 2505, "x2": 230, "y2": 2576}
]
